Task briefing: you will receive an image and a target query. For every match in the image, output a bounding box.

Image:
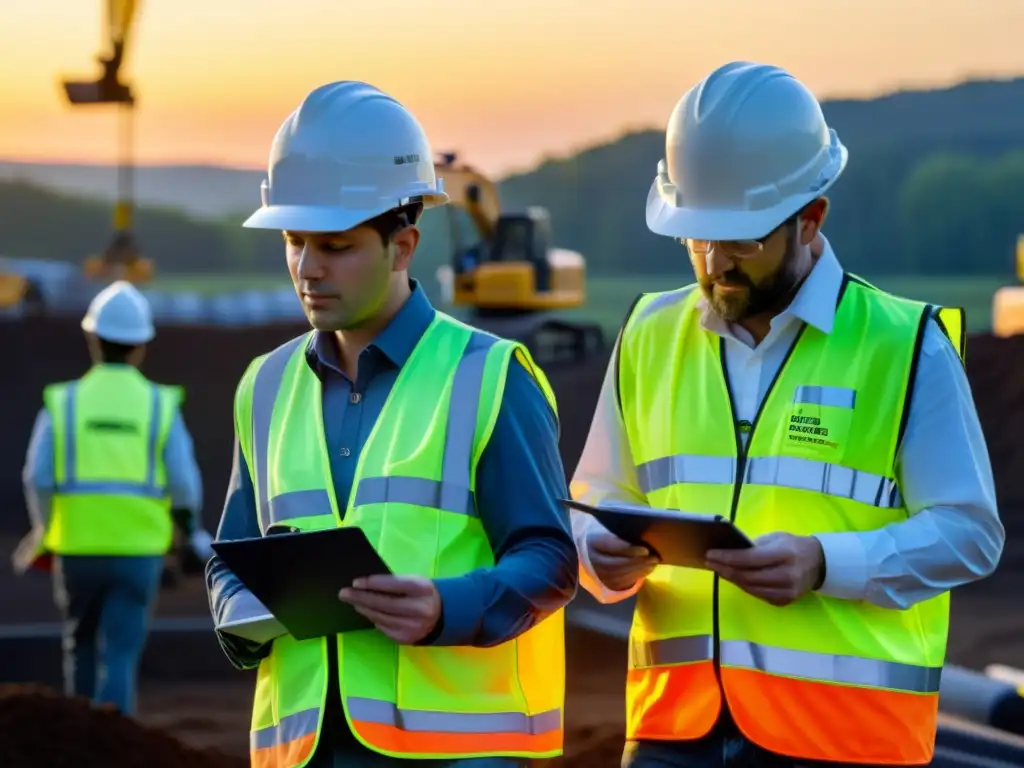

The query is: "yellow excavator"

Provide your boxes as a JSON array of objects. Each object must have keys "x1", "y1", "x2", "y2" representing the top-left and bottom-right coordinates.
[
  {"x1": 992, "y1": 235, "x2": 1024, "y2": 337},
  {"x1": 433, "y1": 152, "x2": 605, "y2": 364},
  {"x1": 62, "y1": 0, "x2": 152, "y2": 284}
]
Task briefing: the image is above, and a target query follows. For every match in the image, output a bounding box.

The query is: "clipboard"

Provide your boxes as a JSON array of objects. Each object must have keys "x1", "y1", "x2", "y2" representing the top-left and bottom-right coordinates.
[
  {"x1": 561, "y1": 498, "x2": 753, "y2": 569},
  {"x1": 210, "y1": 526, "x2": 392, "y2": 641}
]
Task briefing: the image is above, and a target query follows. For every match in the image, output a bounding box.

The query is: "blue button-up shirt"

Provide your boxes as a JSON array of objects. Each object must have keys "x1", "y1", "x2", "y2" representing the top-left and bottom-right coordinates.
[{"x1": 207, "y1": 281, "x2": 578, "y2": 667}]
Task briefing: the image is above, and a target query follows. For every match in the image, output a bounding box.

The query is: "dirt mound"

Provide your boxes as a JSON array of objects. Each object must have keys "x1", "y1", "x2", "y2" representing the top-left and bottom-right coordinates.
[{"x1": 0, "y1": 685, "x2": 247, "y2": 768}]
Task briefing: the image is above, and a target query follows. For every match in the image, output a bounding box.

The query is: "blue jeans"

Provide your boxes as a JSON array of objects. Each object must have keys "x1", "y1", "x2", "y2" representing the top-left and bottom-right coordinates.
[
  {"x1": 53, "y1": 554, "x2": 165, "y2": 716},
  {"x1": 622, "y1": 739, "x2": 871, "y2": 768},
  {"x1": 621, "y1": 709, "x2": 874, "y2": 768},
  {"x1": 308, "y1": 751, "x2": 528, "y2": 768}
]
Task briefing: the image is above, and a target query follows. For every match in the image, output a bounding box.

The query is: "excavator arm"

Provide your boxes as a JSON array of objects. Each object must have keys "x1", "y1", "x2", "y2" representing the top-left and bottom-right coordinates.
[{"x1": 434, "y1": 156, "x2": 501, "y2": 241}]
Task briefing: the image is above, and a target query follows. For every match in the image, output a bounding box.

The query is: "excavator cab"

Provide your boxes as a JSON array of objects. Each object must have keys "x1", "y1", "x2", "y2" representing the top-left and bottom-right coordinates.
[
  {"x1": 490, "y1": 209, "x2": 552, "y2": 291},
  {"x1": 435, "y1": 153, "x2": 604, "y2": 364}
]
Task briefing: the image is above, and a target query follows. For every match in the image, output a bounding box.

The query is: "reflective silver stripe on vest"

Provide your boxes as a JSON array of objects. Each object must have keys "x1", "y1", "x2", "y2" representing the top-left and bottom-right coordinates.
[
  {"x1": 636, "y1": 453, "x2": 901, "y2": 509},
  {"x1": 793, "y1": 385, "x2": 856, "y2": 409},
  {"x1": 630, "y1": 635, "x2": 940, "y2": 693},
  {"x1": 249, "y1": 698, "x2": 562, "y2": 751},
  {"x1": 629, "y1": 633, "x2": 713, "y2": 669},
  {"x1": 251, "y1": 333, "x2": 498, "y2": 530},
  {"x1": 250, "y1": 706, "x2": 319, "y2": 751},
  {"x1": 347, "y1": 697, "x2": 562, "y2": 735},
  {"x1": 55, "y1": 381, "x2": 166, "y2": 498},
  {"x1": 251, "y1": 336, "x2": 308, "y2": 530}
]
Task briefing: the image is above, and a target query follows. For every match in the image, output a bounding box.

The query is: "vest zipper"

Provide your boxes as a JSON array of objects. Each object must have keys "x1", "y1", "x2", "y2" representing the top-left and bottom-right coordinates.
[{"x1": 712, "y1": 329, "x2": 806, "y2": 685}]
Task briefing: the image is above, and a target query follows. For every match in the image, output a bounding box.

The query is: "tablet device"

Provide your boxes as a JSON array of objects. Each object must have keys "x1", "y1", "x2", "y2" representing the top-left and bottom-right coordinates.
[
  {"x1": 211, "y1": 526, "x2": 392, "y2": 640},
  {"x1": 561, "y1": 499, "x2": 753, "y2": 568}
]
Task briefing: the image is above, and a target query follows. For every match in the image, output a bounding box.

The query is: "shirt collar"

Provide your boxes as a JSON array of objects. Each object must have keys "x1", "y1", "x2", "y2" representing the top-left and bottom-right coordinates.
[
  {"x1": 696, "y1": 234, "x2": 844, "y2": 339},
  {"x1": 305, "y1": 278, "x2": 435, "y2": 375}
]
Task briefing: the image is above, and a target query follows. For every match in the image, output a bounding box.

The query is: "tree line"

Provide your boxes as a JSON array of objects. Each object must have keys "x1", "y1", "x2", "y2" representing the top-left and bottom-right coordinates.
[{"x1": 1, "y1": 148, "x2": 1020, "y2": 281}]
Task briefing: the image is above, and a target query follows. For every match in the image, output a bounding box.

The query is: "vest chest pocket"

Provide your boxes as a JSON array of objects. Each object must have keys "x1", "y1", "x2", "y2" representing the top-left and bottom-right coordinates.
[{"x1": 780, "y1": 385, "x2": 856, "y2": 462}]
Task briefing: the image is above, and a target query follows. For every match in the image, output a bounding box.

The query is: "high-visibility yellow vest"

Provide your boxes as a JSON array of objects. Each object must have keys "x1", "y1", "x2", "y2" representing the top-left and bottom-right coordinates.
[
  {"x1": 233, "y1": 312, "x2": 566, "y2": 768},
  {"x1": 43, "y1": 364, "x2": 182, "y2": 556},
  {"x1": 615, "y1": 276, "x2": 966, "y2": 765}
]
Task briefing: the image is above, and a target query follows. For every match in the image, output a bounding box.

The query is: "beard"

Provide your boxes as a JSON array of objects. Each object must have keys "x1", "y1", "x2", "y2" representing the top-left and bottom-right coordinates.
[{"x1": 700, "y1": 232, "x2": 804, "y2": 323}]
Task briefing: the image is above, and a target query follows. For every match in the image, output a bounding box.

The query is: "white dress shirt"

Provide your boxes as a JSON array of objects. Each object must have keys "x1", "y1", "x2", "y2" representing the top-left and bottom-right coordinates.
[{"x1": 571, "y1": 237, "x2": 1004, "y2": 610}]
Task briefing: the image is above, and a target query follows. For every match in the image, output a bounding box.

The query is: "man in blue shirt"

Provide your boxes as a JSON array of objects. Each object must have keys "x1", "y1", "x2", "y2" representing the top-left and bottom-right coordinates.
[{"x1": 206, "y1": 81, "x2": 578, "y2": 767}]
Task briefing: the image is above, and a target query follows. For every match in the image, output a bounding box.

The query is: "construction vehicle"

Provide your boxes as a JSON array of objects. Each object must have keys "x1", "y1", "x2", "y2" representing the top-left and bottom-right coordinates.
[
  {"x1": 60, "y1": 0, "x2": 152, "y2": 285},
  {"x1": 991, "y1": 235, "x2": 1024, "y2": 337},
  {"x1": 433, "y1": 152, "x2": 605, "y2": 365}
]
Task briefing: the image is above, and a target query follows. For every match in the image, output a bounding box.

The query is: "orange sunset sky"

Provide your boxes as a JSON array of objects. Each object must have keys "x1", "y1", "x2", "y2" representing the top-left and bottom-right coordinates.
[{"x1": 1, "y1": 0, "x2": 1023, "y2": 176}]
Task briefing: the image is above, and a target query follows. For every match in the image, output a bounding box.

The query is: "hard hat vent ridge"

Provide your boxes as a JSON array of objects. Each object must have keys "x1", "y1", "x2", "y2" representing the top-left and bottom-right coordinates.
[
  {"x1": 646, "y1": 60, "x2": 848, "y2": 241},
  {"x1": 243, "y1": 80, "x2": 449, "y2": 233}
]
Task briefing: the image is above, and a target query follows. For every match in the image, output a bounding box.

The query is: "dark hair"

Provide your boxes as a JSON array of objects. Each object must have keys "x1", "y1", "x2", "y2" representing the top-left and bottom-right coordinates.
[
  {"x1": 363, "y1": 202, "x2": 424, "y2": 246},
  {"x1": 97, "y1": 338, "x2": 139, "y2": 364}
]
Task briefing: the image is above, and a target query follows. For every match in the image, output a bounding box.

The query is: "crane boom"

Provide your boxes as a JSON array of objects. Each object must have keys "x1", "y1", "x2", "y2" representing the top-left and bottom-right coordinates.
[
  {"x1": 59, "y1": 0, "x2": 152, "y2": 283},
  {"x1": 108, "y1": 0, "x2": 138, "y2": 46}
]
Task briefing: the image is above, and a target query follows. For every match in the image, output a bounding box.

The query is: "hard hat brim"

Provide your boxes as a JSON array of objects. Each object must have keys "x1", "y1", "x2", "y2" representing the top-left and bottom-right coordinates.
[
  {"x1": 81, "y1": 316, "x2": 155, "y2": 345},
  {"x1": 243, "y1": 194, "x2": 449, "y2": 234},
  {"x1": 645, "y1": 154, "x2": 846, "y2": 242}
]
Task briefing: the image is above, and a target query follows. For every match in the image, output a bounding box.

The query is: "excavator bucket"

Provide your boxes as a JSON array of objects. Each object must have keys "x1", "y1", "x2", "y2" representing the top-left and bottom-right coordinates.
[
  {"x1": 60, "y1": 0, "x2": 139, "y2": 105},
  {"x1": 62, "y1": 79, "x2": 134, "y2": 105}
]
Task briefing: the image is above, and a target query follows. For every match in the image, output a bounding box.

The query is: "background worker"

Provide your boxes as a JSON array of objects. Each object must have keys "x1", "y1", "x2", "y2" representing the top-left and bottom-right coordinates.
[
  {"x1": 570, "y1": 61, "x2": 1004, "y2": 767},
  {"x1": 20, "y1": 280, "x2": 211, "y2": 716},
  {"x1": 205, "y1": 81, "x2": 577, "y2": 767}
]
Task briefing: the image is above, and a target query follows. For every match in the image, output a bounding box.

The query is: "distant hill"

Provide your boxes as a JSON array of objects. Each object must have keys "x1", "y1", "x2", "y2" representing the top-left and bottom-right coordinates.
[
  {"x1": 3, "y1": 76, "x2": 1024, "y2": 221},
  {"x1": 0, "y1": 162, "x2": 263, "y2": 221},
  {"x1": 1, "y1": 75, "x2": 1023, "y2": 278}
]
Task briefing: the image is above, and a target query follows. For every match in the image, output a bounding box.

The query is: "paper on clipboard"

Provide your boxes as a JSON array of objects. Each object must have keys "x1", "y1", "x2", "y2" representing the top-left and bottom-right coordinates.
[{"x1": 215, "y1": 590, "x2": 287, "y2": 644}]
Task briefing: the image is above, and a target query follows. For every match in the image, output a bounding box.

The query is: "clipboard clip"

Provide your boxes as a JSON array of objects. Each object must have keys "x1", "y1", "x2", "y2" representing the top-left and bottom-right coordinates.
[{"x1": 266, "y1": 524, "x2": 300, "y2": 536}]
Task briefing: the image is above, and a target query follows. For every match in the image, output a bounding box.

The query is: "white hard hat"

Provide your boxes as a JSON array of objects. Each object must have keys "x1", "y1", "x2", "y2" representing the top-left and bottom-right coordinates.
[
  {"x1": 243, "y1": 81, "x2": 449, "y2": 233},
  {"x1": 81, "y1": 280, "x2": 155, "y2": 345},
  {"x1": 646, "y1": 61, "x2": 848, "y2": 241}
]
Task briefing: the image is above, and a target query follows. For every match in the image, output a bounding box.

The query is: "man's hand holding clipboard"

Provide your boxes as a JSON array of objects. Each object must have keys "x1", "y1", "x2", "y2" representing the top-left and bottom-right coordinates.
[
  {"x1": 566, "y1": 499, "x2": 826, "y2": 607},
  {"x1": 704, "y1": 532, "x2": 826, "y2": 608},
  {"x1": 585, "y1": 526, "x2": 661, "y2": 592},
  {"x1": 339, "y1": 575, "x2": 441, "y2": 645}
]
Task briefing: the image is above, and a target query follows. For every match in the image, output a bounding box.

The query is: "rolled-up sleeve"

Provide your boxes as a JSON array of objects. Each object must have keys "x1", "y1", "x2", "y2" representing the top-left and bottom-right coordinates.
[
  {"x1": 570, "y1": 335, "x2": 648, "y2": 604},
  {"x1": 205, "y1": 436, "x2": 275, "y2": 669},
  {"x1": 428, "y1": 357, "x2": 579, "y2": 648},
  {"x1": 814, "y1": 319, "x2": 1004, "y2": 608},
  {"x1": 22, "y1": 408, "x2": 55, "y2": 530}
]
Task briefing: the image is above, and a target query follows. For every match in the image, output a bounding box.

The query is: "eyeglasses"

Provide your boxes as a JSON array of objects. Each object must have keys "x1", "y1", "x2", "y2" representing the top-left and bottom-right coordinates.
[
  {"x1": 684, "y1": 238, "x2": 765, "y2": 259},
  {"x1": 683, "y1": 212, "x2": 801, "y2": 260}
]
